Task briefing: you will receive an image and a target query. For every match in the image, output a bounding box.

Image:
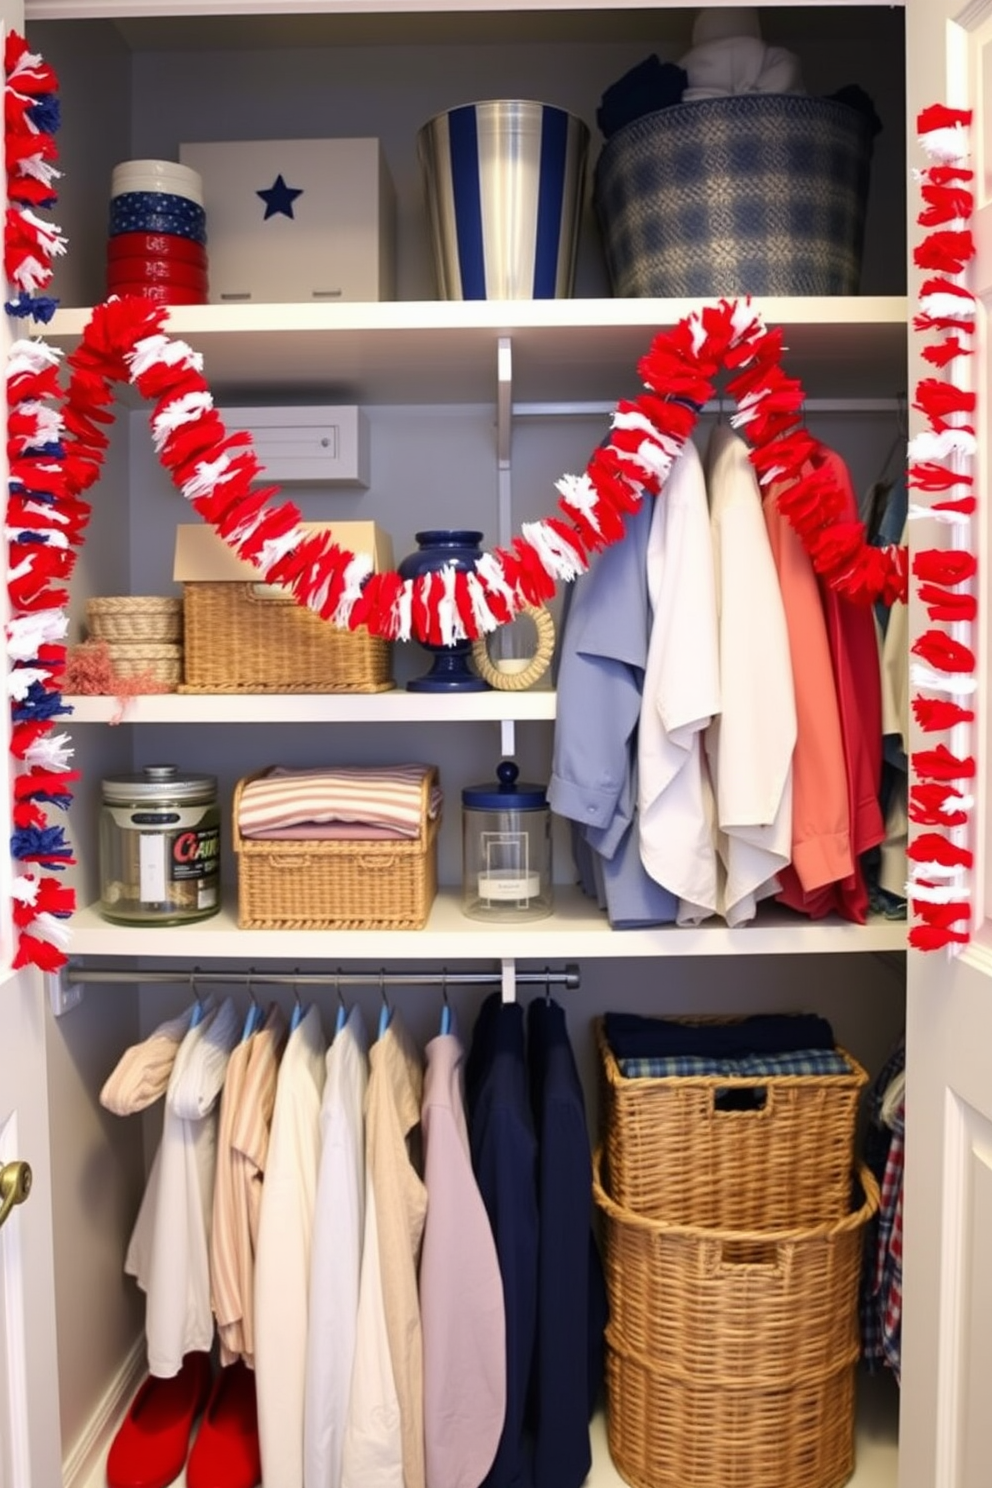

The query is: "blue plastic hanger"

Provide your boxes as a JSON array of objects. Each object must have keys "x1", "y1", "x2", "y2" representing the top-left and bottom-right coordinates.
[
  {"x1": 189, "y1": 969, "x2": 205, "y2": 1028},
  {"x1": 289, "y1": 969, "x2": 309, "y2": 1034},
  {"x1": 377, "y1": 970, "x2": 391, "y2": 1040},
  {"x1": 439, "y1": 968, "x2": 451, "y2": 1035},
  {"x1": 334, "y1": 969, "x2": 348, "y2": 1036},
  {"x1": 241, "y1": 971, "x2": 263, "y2": 1043}
]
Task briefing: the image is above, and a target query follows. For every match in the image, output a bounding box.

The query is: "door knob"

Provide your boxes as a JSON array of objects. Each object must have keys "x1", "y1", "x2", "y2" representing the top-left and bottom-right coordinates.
[{"x1": 0, "y1": 1161, "x2": 32, "y2": 1231}]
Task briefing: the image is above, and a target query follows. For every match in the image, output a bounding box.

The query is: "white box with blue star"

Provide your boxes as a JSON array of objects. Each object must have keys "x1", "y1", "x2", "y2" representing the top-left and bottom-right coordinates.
[{"x1": 178, "y1": 137, "x2": 395, "y2": 303}]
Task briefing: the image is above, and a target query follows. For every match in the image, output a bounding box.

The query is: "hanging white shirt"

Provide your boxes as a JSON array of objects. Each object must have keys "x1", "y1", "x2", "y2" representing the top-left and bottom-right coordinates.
[
  {"x1": 304, "y1": 1005, "x2": 370, "y2": 1488},
  {"x1": 341, "y1": 1172, "x2": 403, "y2": 1488},
  {"x1": 124, "y1": 996, "x2": 240, "y2": 1378},
  {"x1": 638, "y1": 437, "x2": 721, "y2": 918},
  {"x1": 255, "y1": 1003, "x2": 327, "y2": 1488},
  {"x1": 703, "y1": 424, "x2": 796, "y2": 924}
]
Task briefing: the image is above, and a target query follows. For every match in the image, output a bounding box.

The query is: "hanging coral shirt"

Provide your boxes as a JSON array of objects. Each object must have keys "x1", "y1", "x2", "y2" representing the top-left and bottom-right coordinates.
[
  {"x1": 780, "y1": 445, "x2": 885, "y2": 923},
  {"x1": 762, "y1": 466, "x2": 853, "y2": 907}
]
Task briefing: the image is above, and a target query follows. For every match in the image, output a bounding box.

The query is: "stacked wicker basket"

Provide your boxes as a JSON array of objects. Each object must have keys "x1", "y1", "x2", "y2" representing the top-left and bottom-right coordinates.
[
  {"x1": 85, "y1": 596, "x2": 184, "y2": 689},
  {"x1": 593, "y1": 1017, "x2": 879, "y2": 1488}
]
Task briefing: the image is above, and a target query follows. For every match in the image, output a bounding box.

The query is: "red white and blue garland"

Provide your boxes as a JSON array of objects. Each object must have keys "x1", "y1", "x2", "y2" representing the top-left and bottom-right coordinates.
[
  {"x1": 6, "y1": 30, "x2": 967, "y2": 964},
  {"x1": 904, "y1": 104, "x2": 978, "y2": 952}
]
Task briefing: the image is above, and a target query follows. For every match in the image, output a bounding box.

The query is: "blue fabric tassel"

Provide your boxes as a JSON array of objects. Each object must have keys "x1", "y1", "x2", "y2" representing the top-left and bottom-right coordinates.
[
  {"x1": 11, "y1": 824, "x2": 72, "y2": 861},
  {"x1": 27, "y1": 96, "x2": 60, "y2": 134},
  {"x1": 5, "y1": 291, "x2": 60, "y2": 322},
  {"x1": 20, "y1": 789, "x2": 73, "y2": 812},
  {"x1": 12, "y1": 684, "x2": 70, "y2": 722}
]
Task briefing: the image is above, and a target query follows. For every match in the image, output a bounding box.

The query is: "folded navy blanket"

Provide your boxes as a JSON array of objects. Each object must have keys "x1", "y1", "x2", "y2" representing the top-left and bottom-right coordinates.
[{"x1": 603, "y1": 1011, "x2": 836, "y2": 1061}]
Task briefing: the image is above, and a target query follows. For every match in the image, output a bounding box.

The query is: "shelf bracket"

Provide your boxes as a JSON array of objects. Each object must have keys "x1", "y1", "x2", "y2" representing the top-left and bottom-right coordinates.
[
  {"x1": 500, "y1": 719, "x2": 516, "y2": 757},
  {"x1": 501, "y1": 958, "x2": 516, "y2": 1004},
  {"x1": 45, "y1": 960, "x2": 84, "y2": 1019},
  {"x1": 497, "y1": 336, "x2": 512, "y2": 473}
]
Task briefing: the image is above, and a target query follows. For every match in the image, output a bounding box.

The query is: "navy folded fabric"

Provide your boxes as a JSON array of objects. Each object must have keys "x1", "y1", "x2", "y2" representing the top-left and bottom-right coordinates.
[
  {"x1": 603, "y1": 1010, "x2": 836, "y2": 1061},
  {"x1": 596, "y1": 54, "x2": 687, "y2": 139}
]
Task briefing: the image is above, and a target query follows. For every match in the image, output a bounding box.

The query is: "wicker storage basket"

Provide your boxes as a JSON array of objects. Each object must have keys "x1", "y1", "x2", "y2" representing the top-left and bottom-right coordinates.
[
  {"x1": 233, "y1": 768, "x2": 440, "y2": 930},
  {"x1": 592, "y1": 94, "x2": 874, "y2": 298},
  {"x1": 86, "y1": 595, "x2": 183, "y2": 644},
  {"x1": 594, "y1": 1150, "x2": 879, "y2": 1488},
  {"x1": 181, "y1": 581, "x2": 392, "y2": 693},
  {"x1": 104, "y1": 641, "x2": 183, "y2": 690},
  {"x1": 595, "y1": 1017, "x2": 868, "y2": 1229},
  {"x1": 593, "y1": 1147, "x2": 877, "y2": 1380}
]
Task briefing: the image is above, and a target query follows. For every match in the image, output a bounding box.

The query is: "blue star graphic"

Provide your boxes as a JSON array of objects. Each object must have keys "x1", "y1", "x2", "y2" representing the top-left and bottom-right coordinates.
[{"x1": 256, "y1": 173, "x2": 304, "y2": 221}]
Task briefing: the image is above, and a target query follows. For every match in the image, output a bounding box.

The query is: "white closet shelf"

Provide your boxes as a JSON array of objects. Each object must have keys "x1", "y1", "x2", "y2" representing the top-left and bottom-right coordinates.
[
  {"x1": 44, "y1": 296, "x2": 908, "y2": 404},
  {"x1": 64, "y1": 689, "x2": 556, "y2": 724},
  {"x1": 66, "y1": 886, "x2": 908, "y2": 960}
]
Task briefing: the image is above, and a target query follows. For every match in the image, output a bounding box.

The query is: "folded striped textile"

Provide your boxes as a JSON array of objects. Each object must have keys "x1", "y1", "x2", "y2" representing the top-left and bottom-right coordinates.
[
  {"x1": 238, "y1": 764, "x2": 441, "y2": 839},
  {"x1": 617, "y1": 1048, "x2": 853, "y2": 1080}
]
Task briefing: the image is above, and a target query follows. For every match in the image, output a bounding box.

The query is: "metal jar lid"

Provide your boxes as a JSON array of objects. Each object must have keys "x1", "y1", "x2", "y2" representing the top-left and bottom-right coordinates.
[
  {"x1": 462, "y1": 760, "x2": 548, "y2": 811},
  {"x1": 101, "y1": 764, "x2": 217, "y2": 806}
]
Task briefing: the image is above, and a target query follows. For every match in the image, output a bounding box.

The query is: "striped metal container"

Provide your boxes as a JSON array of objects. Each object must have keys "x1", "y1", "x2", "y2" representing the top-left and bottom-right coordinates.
[{"x1": 418, "y1": 99, "x2": 589, "y2": 299}]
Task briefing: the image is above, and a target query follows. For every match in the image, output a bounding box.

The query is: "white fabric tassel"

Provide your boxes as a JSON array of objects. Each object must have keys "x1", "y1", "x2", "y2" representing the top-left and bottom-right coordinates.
[
  {"x1": 918, "y1": 291, "x2": 975, "y2": 321},
  {"x1": 435, "y1": 566, "x2": 466, "y2": 647},
  {"x1": 10, "y1": 874, "x2": 40, "y2": 907},
  {"x1": 26, "y1": 910, "x2": 72, "y2": 949},
  {"x1": 151, "y1": 391, "x2": 214, "y2": 450},
  {"x1": 909, "y1": 661, "x2": 978, "y2": 694},
  {"x1": 181, "y1": 452, "x2": 237, "y2": 503},
  {"x1": 128, "y1": 333, "x2": 204, "y2": 379},
  {"x1": 257, "y1": 526, "x2": 308, "y2": 577},
  {"x1": 556, "y1": 471, "x2": 605, "y2": 533},
  {"x1": 11, "y1": 399, "x2": 62, "y2": 447},
  {"x1": 394, "y1": 581, "x2": 414, "y2": 643},
  {"x1": 332, "y1": 554, "x2": 374, "y2": 629},
  {"x1": 912, "y1": 860, "x2": 962, "y2": 879},
  {"x1": 907, "y1": 503, "x2": 970, "y2": 525},
  {"x1": 11, "y1": 254, "x2": 53, "y2": 293},
  {"x1": 6, "y1": 525, "x2": 68, "y2": 549},
  {"x1": 475, "y1": 552, "x2": 518, "y2": 612},
  {"x1": 907, "y1": 877, "x2": 970, "y2": 904},
  {"x1": 8, "y1": 666, "x2": 51, "y2": 700},
  {"x1": 521, "y1": 520, "x2": 587, "y2": 583},
  {"x1": 22, "y1": 732, "x2": 74, "y2": 771},
  {"x1": 7, "y1": 338, "x2": 62, "y2": 380},
  {"x1": 465, "y1": 571, "x2": 500, "y2": 635},
  {"x1": 6, "y1": 608, "x2": 68, "y2": 660},
  {"x1": 907, "y1": 428, "x2": 977, "y2": 461},
  {"x1": 17, "y1": 206, "x2": 66, "y2": 256},
  {"x1": 918, "y1": 124, "x2": 969, "y2": 163}
]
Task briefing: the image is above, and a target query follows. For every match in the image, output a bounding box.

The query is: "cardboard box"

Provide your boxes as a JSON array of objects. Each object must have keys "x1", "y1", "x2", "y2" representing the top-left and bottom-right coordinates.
[
  {"x1": 179, "y1": 138, "x2": 396, "y2": 303},
  {"x1": 219, "y1": 405, "x2": 370, "y2": 487},
  {"x1": 173, "y1": 521, "x2": 394, "y2": 692}
]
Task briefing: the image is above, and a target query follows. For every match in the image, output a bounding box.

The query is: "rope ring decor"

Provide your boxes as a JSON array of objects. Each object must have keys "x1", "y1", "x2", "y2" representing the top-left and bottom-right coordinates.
[{"x1": 470, "y1": 605, "x2": 556, "y2": 691}]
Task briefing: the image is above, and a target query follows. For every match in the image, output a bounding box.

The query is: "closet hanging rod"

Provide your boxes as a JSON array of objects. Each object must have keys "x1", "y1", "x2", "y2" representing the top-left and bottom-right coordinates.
[
  {"x1": 56, "y1": 963, "x2": 581, "y2": 992},
  {"x1": 512, "y1": 396, "x2": 906, "y2": 418}
]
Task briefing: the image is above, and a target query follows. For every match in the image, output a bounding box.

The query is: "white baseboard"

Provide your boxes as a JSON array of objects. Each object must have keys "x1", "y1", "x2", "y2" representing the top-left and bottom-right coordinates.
[{"x1": 62, "y1": 1335, "x2": 145, "y2": 1488}]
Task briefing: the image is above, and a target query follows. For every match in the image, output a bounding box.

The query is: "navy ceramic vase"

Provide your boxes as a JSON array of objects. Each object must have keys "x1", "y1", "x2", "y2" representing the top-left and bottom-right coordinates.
[{"x1": 397, "y1": 529, "x2": 490, "y2": 692}]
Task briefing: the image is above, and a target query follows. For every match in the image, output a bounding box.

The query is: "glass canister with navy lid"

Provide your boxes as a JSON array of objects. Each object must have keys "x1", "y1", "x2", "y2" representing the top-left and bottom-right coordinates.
[
  {"x1": 461, "y1": 760, "x2": 553, "y2": 921},
  {"x1": 99, "y1": 764, "x2": 221, "y2": 924}
]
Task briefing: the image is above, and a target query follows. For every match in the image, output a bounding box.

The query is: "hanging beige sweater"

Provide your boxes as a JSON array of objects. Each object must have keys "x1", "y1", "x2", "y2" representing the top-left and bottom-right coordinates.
[{"x1": 366, "y1": 1014, "x2": 428, "y2": 1488}]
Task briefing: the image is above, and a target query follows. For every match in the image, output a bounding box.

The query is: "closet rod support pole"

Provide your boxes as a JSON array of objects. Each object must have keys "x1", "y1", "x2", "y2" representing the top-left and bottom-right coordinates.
[{"x1": 501, "y1": 958, "x2": 516, "y2": 1005}]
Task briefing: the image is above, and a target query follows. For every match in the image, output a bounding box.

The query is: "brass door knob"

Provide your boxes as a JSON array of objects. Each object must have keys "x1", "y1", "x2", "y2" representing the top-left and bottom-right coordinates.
[{"x1": 0, "y1": 1161, "x2": 32, "y2": 1231}]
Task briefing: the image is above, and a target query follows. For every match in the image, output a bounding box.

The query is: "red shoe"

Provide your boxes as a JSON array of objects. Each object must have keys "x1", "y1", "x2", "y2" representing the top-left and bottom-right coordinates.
[
  {"x1": 107, "y1": 1352, "x2": 213, "y2": 1488},
  {"x1": 186, "y1": 1361, "x2": 261, "y2": 1488}
]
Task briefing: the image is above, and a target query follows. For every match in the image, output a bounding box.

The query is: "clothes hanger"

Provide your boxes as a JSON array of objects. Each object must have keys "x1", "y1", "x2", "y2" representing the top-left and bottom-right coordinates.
[
  {"x1": 439, "y1": 967, "x2": 451, "y2": 1036},
  {"x1": 377, "y1": 969, "x2": 391, "y2": 1040},
  {"x1": 544, "y1": 966, "x2": 552, "y2": 1008},
  {"x1": 289, "y1": 969, "x2": 307, "y2": 1034},
  {"x1": 334, "y1": 967, "x2": 348, "y2": 1037},
  {"x1": 241, "y1": 968, "x2": 262, "y2": 1043},
  {"x1": 189, "y1": 967, "x2": 206, "y2": 1028}
]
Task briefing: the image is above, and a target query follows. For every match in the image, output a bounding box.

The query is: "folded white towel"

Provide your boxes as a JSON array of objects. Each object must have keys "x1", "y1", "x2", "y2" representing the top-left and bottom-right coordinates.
[{"x1": 679, "y1": 34, "x2": 804, "y2": 101}]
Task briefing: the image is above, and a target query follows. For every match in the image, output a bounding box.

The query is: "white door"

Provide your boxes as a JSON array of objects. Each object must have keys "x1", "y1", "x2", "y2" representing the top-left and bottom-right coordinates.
[
  {"x1": 901, "y1": 3, "x2": 992, "y2": 1487},
  {"x1": 0, "y1": 969, "x2": 61, "y2": 1488}
]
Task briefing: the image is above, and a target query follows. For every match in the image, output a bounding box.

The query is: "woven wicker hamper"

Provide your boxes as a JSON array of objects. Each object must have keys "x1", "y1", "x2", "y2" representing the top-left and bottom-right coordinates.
[
  {"x1": 593, "y1": 1150, "x2": 879, "y2": 1488},
  {"x1": 174, "y1": 521, "x2": 393, "y2": 693},
  {"x1": 233, "y1": 767, "x2": 440, "y2": 930},
  {"x1": 595, "y1": 1017, "x2": 868, "y2": 1229},
  {"x1": 592, "y1": 93, "x2": 874, "y2": 298}
]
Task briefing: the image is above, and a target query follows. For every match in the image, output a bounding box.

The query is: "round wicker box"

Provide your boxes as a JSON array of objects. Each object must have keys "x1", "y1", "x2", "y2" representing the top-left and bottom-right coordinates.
[{"x1": 86, "y1": 595, "x2": 183, "y2": 644}]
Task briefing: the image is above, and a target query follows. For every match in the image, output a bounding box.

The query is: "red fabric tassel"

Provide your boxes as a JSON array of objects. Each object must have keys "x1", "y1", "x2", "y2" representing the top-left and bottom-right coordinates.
[
  {"x1": 918, "y1": 104, "x2": 972, "y2": 133},
  {"x1": 913, "y1": 229, "x2": 975, "y2": 275},
  {"x1": 913, "y1": 376, "x2": 976, "y2": 431},
  {"x1": 931, "y1": 495, "x2": 977, "y2": 516},
  {"x1": 907, "y1": 832, "x2": 973, "y2": 869},
  {"x1": 912, "y1": 696, "x2": 974, "y2": 731},
  {"x1": 910, "y1": 899, "x2": 971, "y2": 930},
  {"x1": 12, "y1": 932, "x2": 69, "y2": 972},
  {"x1": 916, "y1": 583, "x2": 977, "y2": 622},
  {"x1": 908, "y1": 923, "x2": 970, "y2": 951},
  {"x1": 909, "y1": 783, "x2": 970, "y2": 827},
  {"x1": 907, "y1": 463, "x2": 972, "y2": 492},
  {"x1": 919, "y1": 183, "x2": 975, "y2": 226},
  {"x1": 912, "y1": 744, "x2": 976, "y2": 781},
  {"x1": 921, "y1": 336, "x2": 973, "y2": 367},
  {"x1": 911, "y1": 628, "x2": 975, "y2": 674},
  {"x1": 913, "y1": 549, "x2": 977, "y2": 584}
]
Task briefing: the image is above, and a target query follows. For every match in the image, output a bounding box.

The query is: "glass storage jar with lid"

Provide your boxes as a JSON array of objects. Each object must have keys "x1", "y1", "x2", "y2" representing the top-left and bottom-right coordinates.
[
  {"x1": 461, "y1": 761, "x2": 553, "y2": 921},
  {"x1": 99, "y1": 764, "x2": 220, "y2": 924}
]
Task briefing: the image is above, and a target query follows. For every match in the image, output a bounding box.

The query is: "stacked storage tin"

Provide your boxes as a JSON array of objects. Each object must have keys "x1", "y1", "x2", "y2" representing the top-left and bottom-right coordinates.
[
  {"x1": 592, "y1": 1015, "x2": 880, "y2": 1488},
  {"x1": 106, "y1": 159, "x2": 208, "y2": 304}
]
